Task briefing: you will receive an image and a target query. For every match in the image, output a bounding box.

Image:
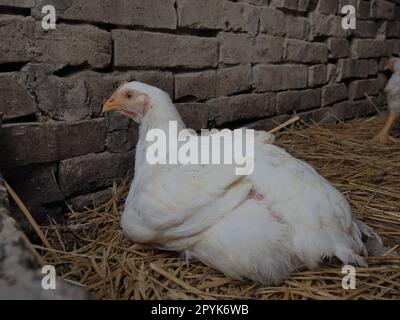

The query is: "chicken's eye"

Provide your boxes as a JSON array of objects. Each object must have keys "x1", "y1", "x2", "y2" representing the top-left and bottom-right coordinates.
[{"x1": 126, "y1": 92, "x2": 133, "y2": 99}]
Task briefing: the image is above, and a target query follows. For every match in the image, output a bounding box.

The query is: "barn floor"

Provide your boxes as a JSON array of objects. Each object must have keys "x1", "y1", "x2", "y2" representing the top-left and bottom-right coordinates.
[{"x1": 38, "y1": 115, "x2": 400, "y2": 300}]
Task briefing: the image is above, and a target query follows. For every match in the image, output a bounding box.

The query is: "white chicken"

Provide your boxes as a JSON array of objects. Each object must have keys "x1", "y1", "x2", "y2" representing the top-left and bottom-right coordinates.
[
  {"x1": 103, "y1": 82, "x2": 379, "y2": 285},
  {"x1": 373, "y1": 56, "x2": 400, "y2": 143}
]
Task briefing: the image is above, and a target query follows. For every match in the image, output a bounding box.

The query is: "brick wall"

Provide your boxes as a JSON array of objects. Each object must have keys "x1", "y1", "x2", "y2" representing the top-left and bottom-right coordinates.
[{"x1": 0, "y1": 0, "x2": 399, "y2": 223}]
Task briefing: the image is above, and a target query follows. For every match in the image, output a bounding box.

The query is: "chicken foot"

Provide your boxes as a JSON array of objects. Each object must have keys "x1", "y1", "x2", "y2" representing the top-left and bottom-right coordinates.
[{"x1": 372, "y1": 111, "x2": 400, "y2": 144}]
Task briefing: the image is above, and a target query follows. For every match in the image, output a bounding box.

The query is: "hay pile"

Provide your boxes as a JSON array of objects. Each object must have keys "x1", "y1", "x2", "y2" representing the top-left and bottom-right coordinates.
[{"x1": 37, "y1": 116, "x2": 400, "y2": 300}]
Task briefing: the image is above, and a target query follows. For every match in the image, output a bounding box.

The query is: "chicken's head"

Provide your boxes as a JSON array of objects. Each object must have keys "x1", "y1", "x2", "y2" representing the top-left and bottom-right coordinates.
[
  {"x1": 102, "y1": 81, "x2": 151, "y2": 122},
  {"x1": 384, "y1": 56, "x2": 399, "y2": 72}
]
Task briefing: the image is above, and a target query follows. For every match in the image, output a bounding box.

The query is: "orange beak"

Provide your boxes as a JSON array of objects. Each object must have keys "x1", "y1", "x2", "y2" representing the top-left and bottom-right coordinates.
[{"x1": 102, "y1": 98, "x2": 124, "y2": 114}]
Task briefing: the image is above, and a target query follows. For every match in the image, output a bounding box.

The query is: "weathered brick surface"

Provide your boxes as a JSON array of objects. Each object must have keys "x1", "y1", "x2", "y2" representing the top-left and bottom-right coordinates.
[
  {"x1": 297, "y1": 0, "x2": 310, "y2": 12},
  {"x1": 219, "y1": 33, "x2": 284, "y2": 64},
  {"x1": 343, "y1": 99, "x2": 375, "y2": 118},
  {"x1": 328, "y1": 38, "x2": 349, "y2": 58},
  {"x1": 310, "y1": 13, "x2": 347, "y2": 38},
  {"x1": 336, "y1": 58, "x2": 375, "y2": 80},
  {"x1": 34, "y1": 0, "x2": 177, "y2": 29},
  {"x1": 368, "y1": 59, "x2": 379, "y2": 76},
  {"x1": 285, "y1": 39, "x2": 328, "y2": 63},
  {"x1": 338, "y1": 0, "x2": 357, "y2": 13},
  {"x1": 242, "y1": 0, "x2": 268, "y2": 5},
  {"x1": 357, "y1": 1, "x2": 371, "y2": 19},
  {"x1": 327, "y1": 63, "x2": 337, "y2": 82},
  {"x1": 113, "y1": 30, "x2": 218, "y2": 69},
  {"x1": 270, "y1": 0, "x2": 298, "y2": 11},
  {"x1": 259, "y1": 7, "x2": 286, "y2": 36},
  {"x1": 216, "y1": 65, "x2": 253, "y2": 97},
  {"x1": 388, "y1": 39, "x2": 400, "y2": 55},
  {"x1": 35, "y1": 23, "x2": 112, "y2": 68},
  {"x1": 25, "y1": 68, "x2": 172, "y2": 121},
  {"x1": 322, "y1": 83, "x2": 348, "y2": 106},
  {"x1": 175, "y1": 71, "x2": 216, "y2": 100},
  {"x1": 176, "y1": 103, "x2": 210, "y2": 130},
  {"x1": 208, "y1": 94, "x2": 276, "y2": 126},
  {"x1": 387, "y1": 21, "x2": 400, "y2": 38},
  {"x1": 178, "y1": 0, "x2": 259, "y2": 34},
  {"x1": 286, "y1": 17, "x2": 312, "y2": 40},
  {"x1": 318, "y1": 0, "x2": 338, "y2": 15},
  {"x1": 0, "y1": 119, "x2": 106, "y2": 167},
  {"x1": 256, "y1": 35, "x2": 285, "y2": 64},
  {"x1": 0, "y1": 73, "x2": 37, "y2": 119},
  {"x1": 124, "y1": 71, "x2": 174, "y2": 98},
  {"x1": 343, "y1": 101, "x2": 373, "y2": 122},
  {"x1": 308, "y1": 64, "x2": 327, "y2": 87},
  {"x1": 396, "y1": 5, "x2": 400, "y2": 20},
  {"x1": 219, "y1": 33, "x2": 254, "y2": 64},
  {"x1": 0, "y1": 15, "x2": 36, "y2": 64},
  {"x1": 59, "y1": 152, "x2": 134, "y2": 197},
  {"x1": 175, "y1": 67, "x2": 253, "y2": 101},
  {"x1": 33, "y1": 75, "x2": 95, "y2": 121},
  {"x1": 277, "y1": 88, "x2": 321, "y2": 113},
  {"x1": 351, "y1": 21, "x2": 378, "y2": 38},
  {"x1": 371, "y1": 0, "x2": 396, "y2": 20},
  {"x1": 106, "y1": 125, "x2": 138, "y2": 153},
  {"x1": 348, "y1": 79, "x2": 382, "y2": 100},
  {"x1": 351, "y1": 39, "x2": 389, "y2": 58},
  {"x1": 105, "y1": 112, "x2": 131, "y2": 133},
  {"x1": 0, "y1": 0, "x2": 34, "y2": 7},
  {"x1": 2, "y1": 163, "x2": 64, "y2": 208},
  {"x1": 260, "y1": 8, "x2": 311, "y2": 40},
  {"x1": 254, "y1": 64, "x2": 308, "y2": 92},
  {"x1": 1, "y1": 18, "x2": 104, "y2": 68}
]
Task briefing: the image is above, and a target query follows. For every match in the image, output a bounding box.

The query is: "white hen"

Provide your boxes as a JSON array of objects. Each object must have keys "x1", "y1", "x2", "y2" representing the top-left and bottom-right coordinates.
[{"x1": 103, "y1": 82, "x2": 378, "y2": 285}]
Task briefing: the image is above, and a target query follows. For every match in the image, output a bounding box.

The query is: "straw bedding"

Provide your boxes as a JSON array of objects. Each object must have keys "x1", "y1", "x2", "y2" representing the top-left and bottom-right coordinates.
[{"x1": 37, "y1": 115, "x2": 400, "y2": 300}]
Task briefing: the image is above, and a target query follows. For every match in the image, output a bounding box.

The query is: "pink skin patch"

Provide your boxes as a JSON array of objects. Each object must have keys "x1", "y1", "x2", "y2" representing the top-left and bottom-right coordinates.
[
  {"x1": 270, "y1": 211, "x2": 284, "y2": 223},
  {"x1": 247, "y1": 188, "x2": 264, "y2": 201},
  {"x1": 247, "y1": 188, "x2": 285, "y2": 224}
]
